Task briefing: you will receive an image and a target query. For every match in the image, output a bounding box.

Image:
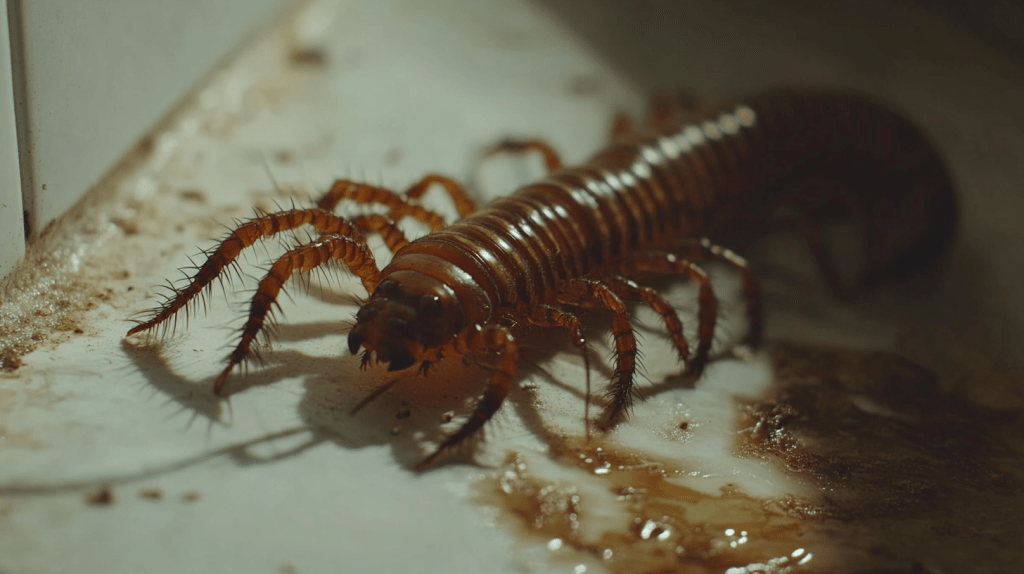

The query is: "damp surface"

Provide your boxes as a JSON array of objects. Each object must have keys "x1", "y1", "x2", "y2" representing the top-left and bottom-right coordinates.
[{"x1": 477, "y1": 342, "x2": 1024, "y2": 574}]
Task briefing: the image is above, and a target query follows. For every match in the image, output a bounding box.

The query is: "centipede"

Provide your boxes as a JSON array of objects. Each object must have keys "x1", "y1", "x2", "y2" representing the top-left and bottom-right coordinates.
[{"x1": 127, "y1": 89, "x2": 957, "y2": 469}]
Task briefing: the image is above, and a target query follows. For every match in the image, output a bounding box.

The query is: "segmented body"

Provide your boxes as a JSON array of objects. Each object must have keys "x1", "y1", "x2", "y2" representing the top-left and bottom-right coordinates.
[{"x1": 128, "y1": 89, "x2": 956, "y2": 468}]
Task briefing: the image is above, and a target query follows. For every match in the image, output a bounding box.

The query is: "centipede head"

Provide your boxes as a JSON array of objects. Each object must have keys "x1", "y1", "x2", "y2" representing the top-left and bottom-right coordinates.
[{"x1": 348, "y1": 271, "x2": 465, "y2": 372}]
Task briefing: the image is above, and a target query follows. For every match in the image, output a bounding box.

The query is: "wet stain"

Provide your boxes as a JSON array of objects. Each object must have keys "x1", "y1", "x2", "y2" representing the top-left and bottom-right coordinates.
[
  {"x1": 477, "y1": 341, "x2": 1024, "y2": 573},
  {"x1": 479, "y1": 440, "x2": 825, "y2": 574}
]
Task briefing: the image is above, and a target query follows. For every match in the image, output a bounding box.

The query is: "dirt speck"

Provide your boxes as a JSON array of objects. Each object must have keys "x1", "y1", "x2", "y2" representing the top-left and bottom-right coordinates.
[
  {"x1": 178, "y1": 189, "x2": 207, "y2": 203},
  {"x1": 289, "y1": 46, "x2": 327, "y2": 67},
  {"x1": 86, "y1": 486, "x2": 114, "y2": 506},
  {"x1": 139, "y1": 488, "x2": 163, "y2": 500},
  {"x1": 110, "y1": 216, "x2": 139, "y2": 235},
  {"x1": 1, "y1": 352, "x2": 21, "y2": 371},
  {"x1": 182, "y1": 491, "x2": 201, "y2": 502},
  {"x1": 135, "y1": 135, "x2": 155, "y2": 158}
]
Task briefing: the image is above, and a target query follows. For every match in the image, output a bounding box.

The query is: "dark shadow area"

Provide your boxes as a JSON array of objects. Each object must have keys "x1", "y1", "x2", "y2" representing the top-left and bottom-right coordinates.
[
  {"x1": 742, "y1": 340, "x2": 1024, "y2": 571},
  {"x1": 2, "y1": 313, "x2": 597, "y2": 496}
]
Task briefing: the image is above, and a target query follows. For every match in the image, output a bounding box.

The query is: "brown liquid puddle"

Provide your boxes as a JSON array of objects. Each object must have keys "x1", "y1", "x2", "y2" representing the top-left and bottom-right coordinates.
[{"x1": 476, "y1": 342, "x2": 1024, "y2": 573}]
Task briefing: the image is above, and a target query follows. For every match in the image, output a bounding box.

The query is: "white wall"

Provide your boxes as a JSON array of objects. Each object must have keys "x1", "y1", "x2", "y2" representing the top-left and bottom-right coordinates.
[{"x1": 2, "y1": 0, "x2": 290, "y2": 279}]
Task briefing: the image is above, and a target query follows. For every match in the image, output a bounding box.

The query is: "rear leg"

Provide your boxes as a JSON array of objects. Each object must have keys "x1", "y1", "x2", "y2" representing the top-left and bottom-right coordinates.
[
  {"x1": 525, "y1": 305, "x2": 592, "y2": 430},
  {"x1": 215, "y1": 235, "x2": 380, "y2": 394},
  {"x1": 621, "y1": 251, "x2": 717, "y2": 376},
  {"x1": 480, "y1": 139, "x2": 564, "y2": 172},
  {"x1": 771, "y1": 207, "x2": 853, "y2": 300},
  {"x1": 556, "y1": 278, "x2": 638, "y2": 426},
  {"x1": 669, "y1": 238, "x2": 763, "y2": 349},
  {"x1": 602, "y1": 275, "x2": 690, "y2": 368}
]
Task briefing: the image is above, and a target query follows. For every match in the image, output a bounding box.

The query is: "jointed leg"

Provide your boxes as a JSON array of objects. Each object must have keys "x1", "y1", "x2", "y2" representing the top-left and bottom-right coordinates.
[
  {"x1": 526, "y1": 305, "x2": 591, "y2": 427},
  {"x1": 602, "y1": 276, "x2": 690, "y2": 365},
  {"x1": 674, "y1": 238, "x2": 763, "y2": 348},
  {"x1": 128, "y1": 208, "x2": 371, "y2": 336},
  {"x1": 622, "y1": 251, "x2": 717, "y2": 376},
  {"x1": 350, "y1": 214, "x2": 409, "y2": 254},
  {"x1": 316, "y1": 174, "x2": 475, "y2": 230},
  {"x1": 481, "y1": 139, "x2": 564, "y2": 172},
  {"x1": 557, "y1": 278, "x2": 638, "y2": 424},
  {"x1": 403, "y1": 174, "x2": 477, "y2": 219},
  {"x1": 417, "y1": 324, "x2": 518, "y2": 470},
  {"x1": 771, "y1": 203, "x2": 857, "y2": 301},
  {"x1": 215, "y1": 235, "x2": 380, "y2": 394}
]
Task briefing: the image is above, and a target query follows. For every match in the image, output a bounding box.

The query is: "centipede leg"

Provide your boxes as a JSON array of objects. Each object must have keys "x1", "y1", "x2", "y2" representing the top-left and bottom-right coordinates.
[
  {"x1": 402, "y1": 174, "x2": 477, "y2": 219},
  {"x1": 602, "y1": 276, "x2": 690, "y2": 365},
  {"x1": 417, "y1": 324, "x2": 517, "y2": 470},
  {"x1": 622, "y1": 252, "x2": 717, "y2": 375},
  {"x1": 668, "y1": 238, "x2": 763, "y2": 349},
  {"x1": 316, "y1": 174, "x2": 475, "y2": 229},
  {"x1": 481, "y1": 138, "x2": 564, "y2": 172},
  {"x1": 557, "y1": 278, "x2": 638, "y2": 425},
  {"x1": 350, "y1": 214, "x2": 410, "y2": 254},
  {"x1": 696, "y1": 238, "x2": 762, "y2": 349},
  {"x1": 215, "y1": 235, "x2": 380, "y2": 395},
  {"x1": 772, "y1": 209, "x2": 852, "y2": 299},
  {"x1": 526, "y1": 305, "x2": 592, "y2": 429},
  {"x1": 127, "y1": 209, "x2": 371, "y2": 336}
]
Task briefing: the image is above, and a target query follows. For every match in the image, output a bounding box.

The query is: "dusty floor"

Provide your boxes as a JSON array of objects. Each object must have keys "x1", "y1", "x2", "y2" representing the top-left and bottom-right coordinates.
[{"x1": 2, "y1": 1, "x2": 1024, "y2": 573}]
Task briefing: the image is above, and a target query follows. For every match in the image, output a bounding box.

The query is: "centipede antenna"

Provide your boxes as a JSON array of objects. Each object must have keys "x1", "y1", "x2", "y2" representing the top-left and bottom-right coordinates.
[{"x1": 349, "y1": 377, "x2": 403, "y2": 415}]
